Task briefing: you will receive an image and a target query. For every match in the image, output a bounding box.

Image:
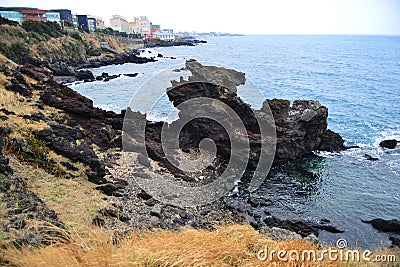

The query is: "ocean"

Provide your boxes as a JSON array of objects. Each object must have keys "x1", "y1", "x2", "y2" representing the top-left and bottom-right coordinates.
[{"x1": 71, "y1": 35, "x2": 400, "y2": 249}]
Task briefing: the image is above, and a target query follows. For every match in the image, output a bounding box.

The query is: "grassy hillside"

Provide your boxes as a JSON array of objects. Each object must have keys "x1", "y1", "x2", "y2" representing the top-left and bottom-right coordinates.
[{"x1": 0, "y1": 19, "x2": 132, "y2": 64}]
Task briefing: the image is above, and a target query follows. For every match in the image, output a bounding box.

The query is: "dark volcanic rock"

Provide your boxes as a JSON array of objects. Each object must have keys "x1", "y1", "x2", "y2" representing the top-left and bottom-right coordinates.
[
  {"x1": 21, "y1": 64, "x2": 53, "y2": 82},
  {"x1": 75, "y1": 70, "x2": 95, "y2": 82},
  {"x1": 39, "y1": 80, "x2": 123, "y2": 149},
  {"x1": 265, "y1": 99, "x2": 345, "y2": 162},
  {"x1": 95, "y1": 183, "x2": 125, "y2": 197},
  {"x1": 172, "y1": 59, "x2": 246, "y2": 92},
  {"x1": 124, "y1": 73, "x2": 138, "y2": 78},
  {"x1": 362, "y1": 218, "x2": 400, "y2": 234},
  {"x1": 364, "y1": 153, "x2": 379, "y2": 161},
  {"x1": 138, "y1": 60, "x2": 346, "y2": 181},
  {"x1": 264, "y1": 216, "x2": 344, "y2": 237},
  {"x1": 78, "y1": 51, "x2": 156, "y2": 69},
  {"x1": 390, "y1": 236, "x2": 400, "y2": 248},
  {"x1": 379, "y1": 139, "x2": 398, "y2": 149},
  {"x1": 34, "y1": 124, "x2": 106, "y2": 184},
  {"x1": 0, "y1": 129, "x2": 13, "y2": 175},
  {"x1": 0, "y1": 108, "x2": 16, "y2": 116},
  {"x1": 4, "y1": 70, "x2": 32, "y2": 98}
]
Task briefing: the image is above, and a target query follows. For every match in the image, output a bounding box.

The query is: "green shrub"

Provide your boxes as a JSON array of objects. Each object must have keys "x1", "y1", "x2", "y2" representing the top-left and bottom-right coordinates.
[
  {"x1": 70, "y1": 32, "x2": 82, "y2": 41},
  {"x1": 0, "y1": 42, "x2": 30, "y2": 63},
  {"x1": 22, "y1": 20, "x2": 64, "y2": 40},
  {"x1": 0, "y1": 16, "x2": 19, "y2": 26},
  {"x1": 30, "y1": 31, "x2": 47, "y2": 41}
]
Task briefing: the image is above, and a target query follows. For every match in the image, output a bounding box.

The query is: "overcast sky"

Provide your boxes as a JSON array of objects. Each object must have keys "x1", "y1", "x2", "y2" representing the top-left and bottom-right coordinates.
[{"x1": 1, "y1": 0, "x2": 399, "y2": 34}]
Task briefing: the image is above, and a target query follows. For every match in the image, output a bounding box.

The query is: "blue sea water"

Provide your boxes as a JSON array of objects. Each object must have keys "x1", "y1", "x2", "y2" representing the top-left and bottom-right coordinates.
[{"x1": 71, "y1": 35, "x2": 400, "y2": 249}]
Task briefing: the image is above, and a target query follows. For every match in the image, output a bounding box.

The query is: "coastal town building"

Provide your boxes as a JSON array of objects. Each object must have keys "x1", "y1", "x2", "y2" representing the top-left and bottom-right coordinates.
[
  {"x1": 0, "y1": 9, "x2": 23, "y2": 24},
  {"x1": 50, "y1": 9, "x2": 72, "y2": 24},
  {"x1": 77, "y1": 15, "x2": 89, "y2": 30},
  {"x1": 138, "y1": 16, "x2": 151, "y2": 35},
  {"x1": 0, "y1": 7, "x2": 61, "y2": 25},
  {"x1": 151, "y1": 24, "x2": 160, "y2": 33},
  {"x1": 44, "y1": 12, "x2": 61, "y2": 24},
  {"x1": 21, "y1": 9, "x2": 46, "y2": 22},
  {"x1": 87, "y1": 17, "x2": 96, "y2": 32},
  {"x1": 89, "y1": 15, "x2": 105, "y2": 30},
  {"x1": 156, "y1": 31, "x2": 176, "y2": 41},
  {"x1": 145, "y1": 33, "x2": 156, "y2": 39},
  {"x1": 0, "y1": 6, "x2": 178, "y2": 38},
  {"x1": 128, "y1": 20, "x2": 139, "y2": 34},
  {"x1": 163, "y1": 28, "x2": 174, "y2": 33},
  {"x1": 110, "y1": 15, "x2": 129, "y2": 33}
]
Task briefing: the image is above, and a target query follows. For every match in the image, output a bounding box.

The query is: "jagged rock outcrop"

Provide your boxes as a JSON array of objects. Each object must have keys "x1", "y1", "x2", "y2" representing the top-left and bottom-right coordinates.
[
  {"x1": 264, "y1": 98, "x2": 345, "y2": 161},
  {"x1": 142, "y1": 60, "x2": 346, "y2": 175}
]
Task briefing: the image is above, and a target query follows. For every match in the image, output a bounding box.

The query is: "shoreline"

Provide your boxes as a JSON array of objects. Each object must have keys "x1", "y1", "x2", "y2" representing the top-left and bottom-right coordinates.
[{"x1": 0, "y1": 36, "x2": 399, "y2": 253}]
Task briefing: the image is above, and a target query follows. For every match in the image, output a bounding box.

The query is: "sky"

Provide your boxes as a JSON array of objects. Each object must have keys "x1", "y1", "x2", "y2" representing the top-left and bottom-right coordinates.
[{"x1": 1, "y1": 0, "x2": 399, "y2": 35}]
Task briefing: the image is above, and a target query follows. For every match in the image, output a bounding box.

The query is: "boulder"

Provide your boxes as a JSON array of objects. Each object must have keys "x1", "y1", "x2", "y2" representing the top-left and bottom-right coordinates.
[
  {"x1": 75, "y1": 69, "x2": 95, "y2": 82},
  {"x1": 379, "y1": 139, "x2": 398, "y2": 149}
]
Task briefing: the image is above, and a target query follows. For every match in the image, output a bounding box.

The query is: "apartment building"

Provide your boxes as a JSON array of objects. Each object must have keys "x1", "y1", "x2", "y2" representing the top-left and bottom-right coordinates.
[
  {"x1": 110, "y1": 15, "x2": 129, "y2": 33},
  {"x1": 138, "y1": 16, "x2": 151, "y2": 34}
]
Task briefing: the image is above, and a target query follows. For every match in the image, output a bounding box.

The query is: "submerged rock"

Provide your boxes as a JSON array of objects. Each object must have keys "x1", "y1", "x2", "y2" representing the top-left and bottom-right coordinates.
[
  {"x1": 264, "y1": 216, "x2": 344, "y2": 237},
  {"x1": 364, "y1": 153, "x2": 379, "y2": 161}
]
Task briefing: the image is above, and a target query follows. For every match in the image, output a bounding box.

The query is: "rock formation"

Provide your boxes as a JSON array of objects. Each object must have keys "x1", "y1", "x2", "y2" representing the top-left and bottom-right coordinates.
[{"x1": 141, "y1": 60, "x2": 346, "y2": 177}]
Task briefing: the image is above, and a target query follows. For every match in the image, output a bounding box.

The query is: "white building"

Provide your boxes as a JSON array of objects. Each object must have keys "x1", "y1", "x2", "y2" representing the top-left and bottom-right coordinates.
[
  {"x1": 138, "y1": 16, "x2": 151, "y2": 35},
  {"x1": 89, "y1": 15, "x2": 105, "y2": 30},
  {"x1": 156, "y1": 32, "x2": 175, "y2": 42},
  {"x1": 128, "y1": 18, "x2": 139, "y2": 34},
  {"x1": 110, "y1": 15, "x2": 129, "y2": 33}
]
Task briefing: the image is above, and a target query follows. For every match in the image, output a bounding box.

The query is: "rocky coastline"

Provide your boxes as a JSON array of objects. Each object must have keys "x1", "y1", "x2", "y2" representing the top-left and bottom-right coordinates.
[
  {"x1": 19, "y1": 38, "x2": 208, "y2": 85},
  {"x1": 1, "y1": 53, "x2": 399, "y2": 251}
]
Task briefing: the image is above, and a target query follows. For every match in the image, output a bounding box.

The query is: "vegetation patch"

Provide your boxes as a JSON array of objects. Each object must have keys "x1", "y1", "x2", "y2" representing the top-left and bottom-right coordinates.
[{"x1": 22, "y1": 21, "x2": 64, "y2": 40}]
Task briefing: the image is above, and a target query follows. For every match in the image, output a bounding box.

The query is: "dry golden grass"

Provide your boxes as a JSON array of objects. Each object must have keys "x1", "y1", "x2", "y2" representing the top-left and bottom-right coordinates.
[
  {"x1": 0, "y1": 53, "x2": 17, "y2": 68},
  {"x1": 7, "y1": 156, "x2": 108, "y2": 234},
  {"x1": 0, "y1": 84, "x2": 49, "y2": 138},
  {"x1": 2, "y1": 224, "x2": 397, "y2": 267},
  {"x1": 103, "y1": 36, "x2": 129, "y2": 53},
  {"x1": 0, "y1": 81, "x2": 66, "y2": 139}
]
